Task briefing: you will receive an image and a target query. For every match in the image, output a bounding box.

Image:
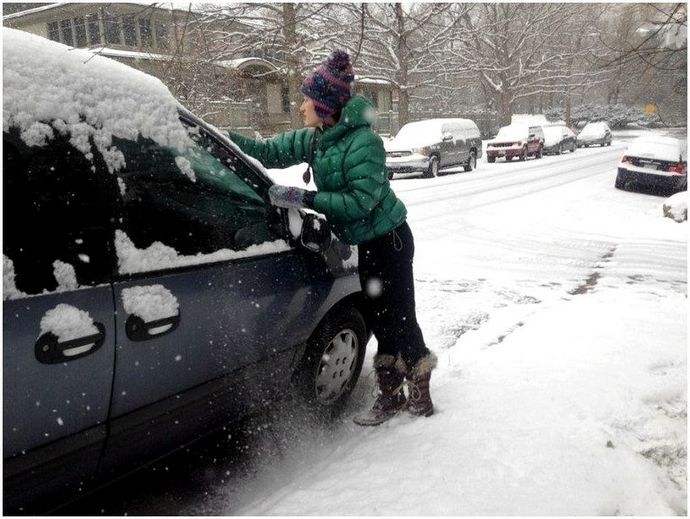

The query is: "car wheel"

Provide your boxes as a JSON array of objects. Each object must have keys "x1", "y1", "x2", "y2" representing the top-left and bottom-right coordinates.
[
  {"x1": 571, "y1": 143, "x2": 576, "y2": 153},
  {"x1": 464, "y1": 151, "x2": 477, "y2": 172},
  {"x1": 487, "y1": 156, "x2": 495, "y2": 163},
  {"x1": 536, "y1": 146, "x2": 543, "y2": 159},
  {"x1": 519, "y1": 147, "x2": 527, "y2": 161},
  {"x1": 293, "y1": 307, "x2": 367, "y2": 418},
  {"x1": 387, "y1": 170, "x2": 394, "y2": 181},
  {"x1": 558, "y1": 144, "x2": 563, "y2": 155},
  {"x1": 424, "y1": 156, "x2": 440, "y2": 178},
  {"x1": 584, "y1": 143, "x2": 589, "y2": 148}
]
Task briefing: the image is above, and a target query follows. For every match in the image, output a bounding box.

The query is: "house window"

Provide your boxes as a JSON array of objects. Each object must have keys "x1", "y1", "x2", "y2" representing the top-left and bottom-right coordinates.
[
  {"x1": 87, "y1": 13, "x2": 101, "y2": 45},
  {"x1": 73, "y1": 16, "x2": 87, "y2": 47},
  {"x1": 103, "y1": 13, "x2": 121, "y2": 45},
  {"x1": 154, "y1": 20, "x2": 168, "y2": 49},
  {"x1": 47, "y1": 21, "x2": 59, "y2": 42},
  {"x1": 59, "y1": 19, "x2": 73, "y2": 46},
  {"x1": 281, "y1": 83, "x2": 291, "y2": 113},
  {"x1": 138, "y1": 18, "x2": 152, "y2": 48},
  {"x1": 123, "y1": 15, "x2": 137, "y2": 46}
]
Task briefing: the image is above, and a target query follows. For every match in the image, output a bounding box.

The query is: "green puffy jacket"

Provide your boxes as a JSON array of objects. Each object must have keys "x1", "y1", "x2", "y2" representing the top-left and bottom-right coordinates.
[{"x1": 228, "y1": 95, "x2": 407, "y2": 245}]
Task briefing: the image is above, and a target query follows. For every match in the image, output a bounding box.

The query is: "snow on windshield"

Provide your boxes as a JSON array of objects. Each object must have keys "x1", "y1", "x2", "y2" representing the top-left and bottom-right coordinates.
[
  {"x1": 388, "y1": 120, "x2": 443, "y2": 149},
  {"x1": 580, "y1": 122, "x2": 607, "y2": 136},
  {"x1": 3, "y1": 28, "x2": 192, "y2": 173},
  {"x1": 542, "y1": 126, "x2": 565, "y2": 145},
  {"x1": 494, "y1": 125, "x2": 528, "y2": 142}
]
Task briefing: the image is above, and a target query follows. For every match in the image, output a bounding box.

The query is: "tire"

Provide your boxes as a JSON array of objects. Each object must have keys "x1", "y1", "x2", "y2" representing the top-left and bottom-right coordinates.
[
  {"x1": 519, "y1": 147, "x2": 527, "y2": 161},
  {"x1": 463, "y1": 151, "x2": 477, "y2": 172},
  {"x1": 292, "y1": 307, "x2": 367, "y2": 418},
  {"x1": 557, "y1": 144, "x2": 563, "y2": 155},
  {"x1": 571, "y1": 143, "x2": 576, "y2": 153},
  {"x1": 424, "y1": 156, "x2": 440, "y2": 178},
  {"x1": 387, "y1": 170, "x2": 394, "y2": 180},
  {"x1": 536, "y1": 146, "x2": 543, "y2": 159},
  {"x1": 487, "y1": 156, "x2": 496, "y2": 163},
  {"x1": 584, "y1": 143, "x2": 589, "y2": 148}
]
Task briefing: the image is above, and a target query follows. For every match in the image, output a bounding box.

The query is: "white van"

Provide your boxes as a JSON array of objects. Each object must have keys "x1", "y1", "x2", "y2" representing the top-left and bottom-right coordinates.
[{"x1": 384, "y1": 118, "x2": 483, "y2": 179}]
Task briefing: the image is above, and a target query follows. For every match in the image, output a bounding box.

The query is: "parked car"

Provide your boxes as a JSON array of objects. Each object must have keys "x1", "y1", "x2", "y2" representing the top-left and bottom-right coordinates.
[
  {"x1": 542, "y1": 125, "x2": 577, "y2": 155},
  {"x1": 384, "y1": 118, "x2": 482, "y2": 179},
  {"x1": 3, "y1": 29, "x2": 370, "y2": 514},
  {"x1": 576, "y1": 121, "x2": 612, "y2": 147},
  {"x1": 485, "y1": 124, "x2": 544, "y2": 162},
  {"x1": 615, "y1": 135, "x2": 687, "y2": 193}
]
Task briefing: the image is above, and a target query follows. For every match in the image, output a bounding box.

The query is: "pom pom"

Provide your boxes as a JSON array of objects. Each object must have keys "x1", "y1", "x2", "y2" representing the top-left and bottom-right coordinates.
[{"x1": 328, "y1": 49, "x2": 352, "y2": 72}]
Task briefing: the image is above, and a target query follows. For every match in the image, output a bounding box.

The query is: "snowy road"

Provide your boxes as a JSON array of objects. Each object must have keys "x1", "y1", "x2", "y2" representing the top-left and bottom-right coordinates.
[{"x1": 62, "y1": 130, "x2": 687, "y2": 515}]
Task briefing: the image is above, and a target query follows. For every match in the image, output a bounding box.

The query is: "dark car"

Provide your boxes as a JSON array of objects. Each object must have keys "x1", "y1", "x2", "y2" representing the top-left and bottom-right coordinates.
[
  {"x1": 542, "y1": 125, "x2": 577, "y2": 155},
  {"x1": 486, "y1": 124, "x2": 544, "y2": 162},
  {"x1": 615, "y1": 135, "x2": 687, "y2": 193},
  {"x1": 4, "y1": 29, "x2": 370, "y2": 514},
  {"x1": 384, "y1": 118, "x2": 483, "y2": 178},
  {"x1": 576, "y1": 121, "x2": 612, "y2": 147}
]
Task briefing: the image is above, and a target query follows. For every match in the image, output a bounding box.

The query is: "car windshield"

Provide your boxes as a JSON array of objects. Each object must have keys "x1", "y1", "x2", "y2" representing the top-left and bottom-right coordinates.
[
  {"x1": 580, "y1": 123, "x2": 606, "y2": 135},
  {"x1": 495, "y1": 125, "x2": 527, "y2": 141}
]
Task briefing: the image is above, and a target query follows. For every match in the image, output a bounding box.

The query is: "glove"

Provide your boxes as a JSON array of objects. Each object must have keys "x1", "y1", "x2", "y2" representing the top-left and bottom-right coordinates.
[{"x1": 268, "y1": 184, "x2": 316, "y2": 209}]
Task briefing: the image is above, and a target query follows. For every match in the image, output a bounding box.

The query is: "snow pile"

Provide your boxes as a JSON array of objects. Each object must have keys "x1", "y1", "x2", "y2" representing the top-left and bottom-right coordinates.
[
  {"x1": 114, "y1": 230, "x2": 291, "y2": 274},
  {"x1": 491, "y1": 124, "x2": 528, "y2": 142},
  {"x1": 39, "y1": 304, "x2": 98, "y2": 342},
  {"x1": 52, "y1": 260, "x2": 79, "y2": 292},
  {"x1": 625, "y1": 136, "x2": 683, "y2": 162},
  {"x1": 3, "y1": 28, "x2": 192, "y2": 173},
  {"x1": 663, "y1": 191, "x2": 688, "y2": 222},
  {"x1": 387, "y1": 120, "x2": 445, "y2": 149},
  {"x1": 3, "y1": 255, "x2": 26, "y2": 300},
  {"x1": 121, "y1": 285, "x2": 179, "y2": 322}
]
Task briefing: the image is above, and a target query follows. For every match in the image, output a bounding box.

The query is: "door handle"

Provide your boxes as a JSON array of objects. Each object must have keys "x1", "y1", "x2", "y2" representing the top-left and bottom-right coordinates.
[
  {"x1": 35, "y1": 323, "x2": 106, "y2": 364},
  {"x1": 125, "y1": 312, "x2": 180, "y2": 342}
]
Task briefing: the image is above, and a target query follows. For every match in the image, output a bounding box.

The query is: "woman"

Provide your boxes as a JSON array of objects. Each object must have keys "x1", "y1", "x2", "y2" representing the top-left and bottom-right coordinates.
[{"x1": 228, "y1": 50, "x2": 436, "y2": 426}]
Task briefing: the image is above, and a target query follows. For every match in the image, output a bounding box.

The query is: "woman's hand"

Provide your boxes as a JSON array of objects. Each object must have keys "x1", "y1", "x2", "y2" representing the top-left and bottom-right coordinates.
[{"x1": 268, "y1": 184, "x2": 316, "y2": 209}]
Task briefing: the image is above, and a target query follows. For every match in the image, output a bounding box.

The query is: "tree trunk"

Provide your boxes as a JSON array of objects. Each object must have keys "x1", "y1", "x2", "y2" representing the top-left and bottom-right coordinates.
[
  {"x1": 394, "y1": 3, "x2": 410, "y2": 126},
  {"x1": 497, "y1": 89, "x2": 512, "y2": 126},
  {"x1": 283, "y1": 4, "x2": 303, "y2": 129}
]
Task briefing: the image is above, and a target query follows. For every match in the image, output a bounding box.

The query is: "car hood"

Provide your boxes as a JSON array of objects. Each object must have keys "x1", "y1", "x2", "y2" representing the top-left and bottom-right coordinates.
[{"x1": 384, "y1": 136, "x2": 439, "y2": 152}]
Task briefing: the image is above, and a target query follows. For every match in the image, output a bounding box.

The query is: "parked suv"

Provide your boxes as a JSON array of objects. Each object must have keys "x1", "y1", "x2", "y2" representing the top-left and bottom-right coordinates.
[
  {"x1": 486, "y1": 124, "x2": 544, "y2": 162},
  {"x1": 4, "y1": 29, "x2": 370, "y2": 514},
  {"x1": 384, "y1": 118, "x2": 483, "y2": 179}
]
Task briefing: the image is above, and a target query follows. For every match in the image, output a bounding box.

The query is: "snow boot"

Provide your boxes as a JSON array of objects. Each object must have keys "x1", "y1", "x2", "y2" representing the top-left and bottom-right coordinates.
[
  {"x1": 406, "y1": 353, "x2": 437, "y2": 417},
  {"x1": 353, "y1": 354, "x2": 407, "y2": 426}
]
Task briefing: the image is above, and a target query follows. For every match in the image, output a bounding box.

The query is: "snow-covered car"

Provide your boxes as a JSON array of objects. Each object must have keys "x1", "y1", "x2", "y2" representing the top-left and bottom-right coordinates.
[
  {"x1": 615, "y1": 135, "x2": 687, "y2": 193},
  {"x1": 3, "y1": 28, "x2": 370, "y2": 513},
  {"x1": 485, "y1": 124, "x2": 544, "y2": 162},
  {"x1": 576, "y1": 121, "x2": 612, "y2": 147},
  {"x1": 542, "y1": 125, "x2": 577, "y2": 155},
  {"x1": 384, "y1": 118, "x2": 482, "y2": 179}
]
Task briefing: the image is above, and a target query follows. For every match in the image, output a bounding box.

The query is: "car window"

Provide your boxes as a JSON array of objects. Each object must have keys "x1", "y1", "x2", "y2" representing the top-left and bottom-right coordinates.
[
  {"x1": 3, "y1": 128, "x2": 115, "y2": 296},
  {"x1": 113, "y1": 120, "x2": 275, "y2": 264}
]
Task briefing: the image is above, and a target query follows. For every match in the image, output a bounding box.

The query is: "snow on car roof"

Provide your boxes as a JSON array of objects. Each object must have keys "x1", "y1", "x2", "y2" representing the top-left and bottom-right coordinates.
[
  {"x1": 3, "y1": 28, "x2": 191, "y2": 172},
  {"x1": 625, "y1": 136, "x2": 684, "y2": 162}
]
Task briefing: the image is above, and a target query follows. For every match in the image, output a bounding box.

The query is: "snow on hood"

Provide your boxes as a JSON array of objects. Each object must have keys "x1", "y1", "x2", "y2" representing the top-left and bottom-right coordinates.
[
  {"x1": 490, "y1": 125, "x2": 528, "y2": 143},
  {"x1": 624, "y1": 136, "x2": 683, "y2": 162},
  {"x1": 3, "y1": 28, "x2": 192, "y2": 173},
  {"x1": 542, "y1": 126, "x2": 565, "y2": 146},
  {"x1": 385, "y1": 120, "x2": 445, "y2": 151},
  {"x1": 579, "y1": 122, "x2": 608, "y2": 137}
]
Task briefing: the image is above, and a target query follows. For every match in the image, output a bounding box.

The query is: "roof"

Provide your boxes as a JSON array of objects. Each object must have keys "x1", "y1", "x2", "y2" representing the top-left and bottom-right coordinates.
[
  {"x1": 216, "y1": 57, "x2": 279, "y2": 72},
  {"x1": 87, "y1": 46, "x2": 170, "y2": 61},
  {"x1": 3, "y1": 2, "x2": 195, "y2": 21}
]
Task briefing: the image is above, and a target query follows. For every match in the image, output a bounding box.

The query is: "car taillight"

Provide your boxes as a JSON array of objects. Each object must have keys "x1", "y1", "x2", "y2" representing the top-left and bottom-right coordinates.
[
  {"x1": 621, "y1": 156, "x2": 632, "y2": 164},
  {"x1": 667, "y1": 162, "x2": 686, "y2": 174}
]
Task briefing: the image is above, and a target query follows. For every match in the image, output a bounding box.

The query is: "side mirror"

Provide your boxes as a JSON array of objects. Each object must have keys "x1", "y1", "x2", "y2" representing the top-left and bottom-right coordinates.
[{"x1": 301, "y1": 212, "x2": 332, "y2": 253}]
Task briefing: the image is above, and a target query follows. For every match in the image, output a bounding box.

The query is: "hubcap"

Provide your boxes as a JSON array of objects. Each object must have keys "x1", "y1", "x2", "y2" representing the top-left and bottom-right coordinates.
[{"x1": 314, "y1": 329, "x2": 359, "y2": 404}]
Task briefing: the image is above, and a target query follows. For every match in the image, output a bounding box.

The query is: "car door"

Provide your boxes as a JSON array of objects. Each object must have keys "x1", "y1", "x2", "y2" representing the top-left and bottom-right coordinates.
[
  {"x1": 439, "y1": 123, "x2": 455, "y2": 168},
  {"x1": 451, "y1": 123, "x2": 468, "y2": 166},
  {"x1": 98, "y1": 115, "x2": 343, "y2": 479},
  {"x1": 3, "y1": 129, "x2": 117, "y2": 513}
]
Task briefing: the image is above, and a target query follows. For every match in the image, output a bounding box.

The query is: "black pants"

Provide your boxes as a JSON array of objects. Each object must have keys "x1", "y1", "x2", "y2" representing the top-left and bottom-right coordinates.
[{"x1": 358, "y1": 221, "x2": 429, "y2": 369}]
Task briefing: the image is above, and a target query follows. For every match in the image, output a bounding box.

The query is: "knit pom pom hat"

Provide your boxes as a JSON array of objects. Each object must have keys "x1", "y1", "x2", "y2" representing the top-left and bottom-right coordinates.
[{"x1": 300, "y1": 49, "x2": 354, "y2": 121}]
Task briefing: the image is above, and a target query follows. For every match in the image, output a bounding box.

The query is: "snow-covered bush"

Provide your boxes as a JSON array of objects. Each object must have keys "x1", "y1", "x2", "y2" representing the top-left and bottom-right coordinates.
[{"x1": 662, "y1": 191, "x2": 688, "y2": 222}]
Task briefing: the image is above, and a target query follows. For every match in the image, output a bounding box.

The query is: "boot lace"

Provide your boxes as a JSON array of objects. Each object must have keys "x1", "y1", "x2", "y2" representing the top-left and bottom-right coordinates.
[{"x1": 366, "y1": 369, "x2": 406, "y2": 399}]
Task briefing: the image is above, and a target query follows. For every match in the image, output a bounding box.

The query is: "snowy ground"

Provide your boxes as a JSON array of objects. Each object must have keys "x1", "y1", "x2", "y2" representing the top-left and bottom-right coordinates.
[{"x1": 63, "y1": 129, "x2": 687, "y2": 515}]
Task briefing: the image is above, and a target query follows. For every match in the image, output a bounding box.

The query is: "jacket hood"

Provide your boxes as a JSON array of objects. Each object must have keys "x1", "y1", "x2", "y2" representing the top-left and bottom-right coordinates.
[{"x1": 319, "y1": 95, "x2": 376, "y2": 149}]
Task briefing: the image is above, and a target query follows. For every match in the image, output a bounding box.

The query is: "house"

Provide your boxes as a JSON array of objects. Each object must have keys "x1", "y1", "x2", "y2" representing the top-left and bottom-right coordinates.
[{"x1": 3, "y1": 2, "x2": 398, "y2": 136}]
